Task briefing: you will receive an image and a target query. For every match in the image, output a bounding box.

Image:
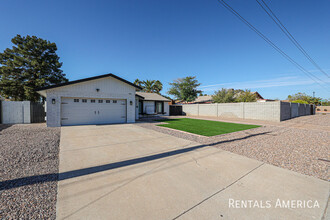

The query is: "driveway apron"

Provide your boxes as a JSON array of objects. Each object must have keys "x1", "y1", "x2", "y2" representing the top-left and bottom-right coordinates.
[{"x1": 56, "y1": 124, "x2": 329, "y2": 220}]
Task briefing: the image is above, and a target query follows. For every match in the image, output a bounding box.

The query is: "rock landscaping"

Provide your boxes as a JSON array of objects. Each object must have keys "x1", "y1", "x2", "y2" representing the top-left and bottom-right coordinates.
[{"x1": 0, "y1": 124, "x2": 60, "y2": 219}]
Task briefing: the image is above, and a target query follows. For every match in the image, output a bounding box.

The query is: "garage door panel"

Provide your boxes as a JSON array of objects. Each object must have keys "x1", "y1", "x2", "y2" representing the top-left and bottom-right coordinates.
[{"x1": 61, "y1": 98, "x2": 126, "y2": 126}]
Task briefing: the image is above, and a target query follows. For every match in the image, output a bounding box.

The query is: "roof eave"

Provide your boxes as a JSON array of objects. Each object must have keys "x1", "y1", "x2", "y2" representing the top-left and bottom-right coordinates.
[
  {"x1": 135, "y1": 94, "x2": 145, "y2": 99},
  {"x1": 35, "y1": 73, "x2": 142, "y2": 92}
]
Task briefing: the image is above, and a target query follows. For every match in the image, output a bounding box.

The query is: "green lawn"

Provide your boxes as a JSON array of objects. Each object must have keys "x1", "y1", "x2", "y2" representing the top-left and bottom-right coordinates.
[{"x1": 156, "y1": 118, "x2": 261, "y2": 136}]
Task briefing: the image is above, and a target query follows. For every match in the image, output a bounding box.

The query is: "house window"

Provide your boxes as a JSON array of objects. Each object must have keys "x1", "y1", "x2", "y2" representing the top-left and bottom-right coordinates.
[
  {"x1": 82, "y1": 99, "x2": 87, "y2": 103},
  {"x1": 106, "y1": 100, "x2": 110, "y2": 103},
  {"x1": 98, "y1": 100, "x2": 103, "y2": 103},
  {"x1": 91, "y1": 100, "x2": 95, "y2": 103},
  {"x1": 74, "y1": 99, "x2": 79, "y2": 102},
  {"x1": 155, "y1": 101, "x2": 163, "y2": 114},
  {"x1": 113, "y1": 100, "x2": 117, "y2": 103}
]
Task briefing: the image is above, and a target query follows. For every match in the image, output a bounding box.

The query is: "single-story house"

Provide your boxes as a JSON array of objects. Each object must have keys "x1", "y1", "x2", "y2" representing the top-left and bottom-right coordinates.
[
  {"x1": 192, "y1": 95, "x2": 214, "y2": 104},
  {"x1": 252, "y1": 91, "x2": 264, "y2": 100},
  {"x1": 36, "y1": 73, "x2": 144, "y2": 127},
  {"x1": 136, "y1": 92, "x2": 170, "y2": 117},
  {"x1": 257, "y1": 99, "x2": 275, "y2": 102},
  {"x1": 192, "y1": 92, "x2": 265, "y2": 104}
]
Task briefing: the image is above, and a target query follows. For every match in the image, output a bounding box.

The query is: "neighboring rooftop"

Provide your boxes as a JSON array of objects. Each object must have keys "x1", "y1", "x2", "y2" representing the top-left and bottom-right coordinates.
[
  {"x1": 252, "y1": 91, "x2": 264, "y2": 100},
  {"x1": 193, "y1": 95, "x2": 213, "y2": 103},
  {"x1": 136, "y1": 92, "x2": 170, "y2": 101}
]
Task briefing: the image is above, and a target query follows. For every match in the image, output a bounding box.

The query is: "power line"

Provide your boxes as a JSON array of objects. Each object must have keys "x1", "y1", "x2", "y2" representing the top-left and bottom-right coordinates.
[
  {"x1": 215, "y1": 0, "x2": 330, "y2": 92},
  {"x1": 256, "y1": 0, "x2": 330, "y2": 78}
]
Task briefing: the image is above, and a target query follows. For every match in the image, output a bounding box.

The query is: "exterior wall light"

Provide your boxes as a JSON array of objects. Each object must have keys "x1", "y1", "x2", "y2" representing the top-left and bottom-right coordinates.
[
  {"x1": 52, "y1": 99, "x2": 56, "y2": 104},
  {"x1": 130, "y1": 100, "x2": 133, "y2": 105},
  {"x1": 96, "y1": 88, "x2": 100, "y2": 92}
]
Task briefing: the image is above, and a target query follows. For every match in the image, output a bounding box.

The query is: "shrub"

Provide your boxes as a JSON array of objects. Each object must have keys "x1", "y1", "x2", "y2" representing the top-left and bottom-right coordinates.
[{"x1": 291, "y1": 100, "x2": 309, "y2": 104}]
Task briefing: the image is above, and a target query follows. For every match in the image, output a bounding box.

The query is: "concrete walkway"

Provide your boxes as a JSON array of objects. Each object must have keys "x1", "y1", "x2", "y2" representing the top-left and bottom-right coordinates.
[{"x1": 56, "y1": 124, "x2": 329, "y2": 220}]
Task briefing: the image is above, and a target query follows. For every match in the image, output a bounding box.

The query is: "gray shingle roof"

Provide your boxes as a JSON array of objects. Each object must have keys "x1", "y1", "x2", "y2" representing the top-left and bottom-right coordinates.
[
  {"x1": 136, "y1": 92, "x2": 170, "y2": 101},
  {"x1": 194, "y1": 95, "x2": 213, "y2": 103}
]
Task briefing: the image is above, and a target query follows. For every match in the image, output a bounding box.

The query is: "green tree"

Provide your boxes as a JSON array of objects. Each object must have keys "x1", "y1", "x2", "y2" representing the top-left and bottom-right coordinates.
[
  {"x1": 235, "y1": 89, "x2": 257, "y2": 102},
  {"x1": 213, "y1": 88, "x2": 235, "y2": 103},
  {"x1": 287, "y1": 92, "x2": 321, "y2": 105},
  {"x1": 291, "y1": 100, "x2": 308, "y2": 104},
  {"x1": 167, "y1": 76, "x2": 201, "y2": 102},
  {"x1": 0, "y1": 35, "x2": 68, "y2": 102},
  {"x1": 134, "y1": 79, "x2": 163, "y2": 93},
  {"x1": 321, "y1": 99, "x2": 330, "y2": 106},
  {"x1": 287, "y1": 92, "x2": 308, "y2": 101}
]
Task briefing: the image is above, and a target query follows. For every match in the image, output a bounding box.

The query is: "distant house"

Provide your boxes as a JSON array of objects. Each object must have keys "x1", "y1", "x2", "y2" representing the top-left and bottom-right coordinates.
[
  {"x1": 136, "y1": 92, "x2": 170, "y2": 117},
  {"x1": 191, "y1": 91, "x2": 270, "y2": 103},
  {"x1": 252, "y1": 92, "x2": 264, "y2": 100},
  {"x1": 252, "y1": 92, "x2": 276, "y2": 102},
  {"x1": 0, "y1": 95, "x2": 4, "y2": 101},
  {"x1": 235, "y1": 91, "x2": 273, "y2": 102},
  {"x1": 192, "y1": 95, "x2": 214, "y2": 104},
  {"x1": 257, "y1": 99, "x2": 275, "y2": 102}
]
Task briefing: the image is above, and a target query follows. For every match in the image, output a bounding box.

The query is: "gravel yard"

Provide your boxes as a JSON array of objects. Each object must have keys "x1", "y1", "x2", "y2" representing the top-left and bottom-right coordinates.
[
  {"x1": 137, "y1": 115, "x2": 330, "y2": 181},
  {"x1": 0, "y1": 124, "x2": 60, "y2": 219}
]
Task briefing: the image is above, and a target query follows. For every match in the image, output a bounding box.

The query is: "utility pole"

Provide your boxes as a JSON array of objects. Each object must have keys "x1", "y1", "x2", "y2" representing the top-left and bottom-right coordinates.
[{"x1": 313, "y1": 91, "x2": 315, "y2": 98}]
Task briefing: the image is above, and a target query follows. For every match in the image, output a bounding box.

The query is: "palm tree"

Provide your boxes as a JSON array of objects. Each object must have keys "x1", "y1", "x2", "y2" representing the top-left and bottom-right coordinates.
[
  {"x1": 136, "y1": 79, "x2": 163, "y2": 93},
  {"x1": 154, "y1": 80, "x2": 163, "y2": 94},
  {"x1": 143, "y1": 80, "x2": 156, "y2": 93},
  {"x1": 134, "y1": 79, "x2": 142, "y2": 87}
]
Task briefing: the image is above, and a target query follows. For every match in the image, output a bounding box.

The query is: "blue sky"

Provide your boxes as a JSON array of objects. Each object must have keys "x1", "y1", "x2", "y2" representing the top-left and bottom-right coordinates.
[{"x1": 1, "y1": 0, "x2": 329, "y2": 99}]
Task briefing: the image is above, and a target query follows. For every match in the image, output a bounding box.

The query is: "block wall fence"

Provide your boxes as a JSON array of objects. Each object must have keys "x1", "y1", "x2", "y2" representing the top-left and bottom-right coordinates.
[
  {"x1": 0, "y1": 101, "x2": 45, "y2": 124},
  {"x1": 180, "y1": 101, "x2": 314, "y2": 122}
]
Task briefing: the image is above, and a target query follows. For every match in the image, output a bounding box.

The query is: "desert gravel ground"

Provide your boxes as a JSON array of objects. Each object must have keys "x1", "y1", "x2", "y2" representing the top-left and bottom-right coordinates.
[
  {"x1": 137, "y1": 115, "x2": 330, "y2": 181},
  {"x1": 0, "y1": 124, "x2": 60, "y2": 219}
]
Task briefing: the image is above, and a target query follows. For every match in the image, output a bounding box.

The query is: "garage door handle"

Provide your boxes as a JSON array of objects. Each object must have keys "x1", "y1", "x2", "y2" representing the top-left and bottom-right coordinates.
[
  {"x1": 94, "y1": 111, "x2": 96, "y2": 114},
  {"x1": 98, "y1": 111, "x2": 99, "y2": 114}
]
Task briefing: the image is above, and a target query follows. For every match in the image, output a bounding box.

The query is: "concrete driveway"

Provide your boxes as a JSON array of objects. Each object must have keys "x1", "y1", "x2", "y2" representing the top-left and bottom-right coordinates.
[{"x1": 57, "y1": 124, "x2": 329, "y2": 220}]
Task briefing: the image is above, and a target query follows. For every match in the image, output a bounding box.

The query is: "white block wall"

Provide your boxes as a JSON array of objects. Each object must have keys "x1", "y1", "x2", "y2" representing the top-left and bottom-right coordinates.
[
  {"x1": 182, "y1": 104, "x2": 199, "y2": 115},
  {"x1": 181, "y1": 101, "x2": 311, "y2": 122},
  {"x1": 1, "y1": 101, "x2": 30, "y2": 124},
  {"x1": 183, "y1": 102, "x2": 281, "y2": 122},
  {"x1": 45, "y1": 77, "x2": 136, "y2": 127},
  {"x1": 217, "y1": 103, "x2": 244, "y2": 118},
  {"x1": 199, "y1": 104, "x2": 217, "y2": 116},
  {"x1": 244, "y1": 102, "x2": 280, "y2": 122}
]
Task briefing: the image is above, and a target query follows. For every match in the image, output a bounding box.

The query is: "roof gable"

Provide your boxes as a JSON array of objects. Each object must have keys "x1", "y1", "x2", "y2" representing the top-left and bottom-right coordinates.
[{"x1": 36, "y1": 73, "x2": 142, "y2": 92}]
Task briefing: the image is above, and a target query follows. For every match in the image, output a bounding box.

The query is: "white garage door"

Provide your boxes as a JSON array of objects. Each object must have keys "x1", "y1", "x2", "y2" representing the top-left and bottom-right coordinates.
[{"x1": 61, "y1": 97, "x2": 126, "y2": 126}]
